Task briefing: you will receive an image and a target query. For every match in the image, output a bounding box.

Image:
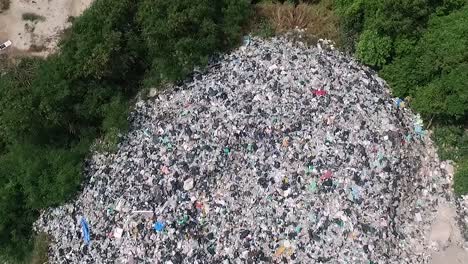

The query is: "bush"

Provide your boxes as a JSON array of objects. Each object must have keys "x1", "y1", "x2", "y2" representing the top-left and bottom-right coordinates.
[
  {"x1": 356, "y1": 29, "x2": 392, "y2": 67},
  {"x1": 381, "y1": 5, "x2": 468, "y2": 121},
  {"x1": 432, "y1": 125, "x2": 467, "y2": 161},
  {"x1": 432, "y1": 125, "x2": 468, "y2": 195},
  {"x1": 0, "y1": 0, "x2": 10, "y2": 13},
  {"x1": 454, "y1": 159, "x2": 468, "y2": 195},
  {"x1": 137, "y1": 0, "x2": 251, "y2": 84},
  {"x1": 335, "y1": 0, "x2": 465, "y2": 63},
  {"x1": 22, "y1": 12, "x2": 46, "y2": 22}
]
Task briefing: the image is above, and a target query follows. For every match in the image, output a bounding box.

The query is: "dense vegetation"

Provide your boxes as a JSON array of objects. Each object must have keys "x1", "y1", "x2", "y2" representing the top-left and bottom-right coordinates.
[
  {"x1": 0, "y1": 0, "x2": 250, "y2": 261},
  {"x1": 335, "y1": 0, "x2": 468, "y2": 194}
]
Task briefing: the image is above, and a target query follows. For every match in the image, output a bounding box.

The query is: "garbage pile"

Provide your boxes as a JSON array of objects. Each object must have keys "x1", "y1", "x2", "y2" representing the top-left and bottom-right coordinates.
[{"x1": 36, "y1": 37, "x2": 455, "y2": 263}]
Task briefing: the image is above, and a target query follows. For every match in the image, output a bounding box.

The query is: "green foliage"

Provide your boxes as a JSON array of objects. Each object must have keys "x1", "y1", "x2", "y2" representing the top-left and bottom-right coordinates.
[
  {"x1": 335, "y1": 0, "x2": 465, "y2": 66},
  {"x1": 433, "y1": 125, "x2": 467, "y2": 161},
  {"x1": 137, "y1": 0, "x2": 251, "y2": 84},
  {"x1": 433, "y1": 125, "x2": 468, "y2": 195},
  {"x1": 0, "y1": 177, "x2": 35, "y2": 261},
  {"x1": 29, "y1": 233, "x2": 50, "y2": 264},
  {"x1": 454, "y1": 159, "x2": 468, "y2": 195},
  {"x1": 356, "y1": 30, "x2": 392, "y2": 67},
  {"x1": 252, "y1": 19, "x2": 275, "y2": 38},
  {"x1": 381, "y1": 5, "x2": 468, "y2": 120},
  {"x1": 0, "y1": 0, "x2": 251, "y2": 260},
  {"x1": 0, "y1": 59, "x2": 41, "y2": 144}
]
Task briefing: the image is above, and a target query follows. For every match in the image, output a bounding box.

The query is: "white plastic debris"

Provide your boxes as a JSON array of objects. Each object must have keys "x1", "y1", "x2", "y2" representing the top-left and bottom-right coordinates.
[
  {"x1": 34, "y1": 37, "x2": 454, "y2": 264},
  {"x1": 113, "y1": 227, "x2": 124, "y2": 239},
  {"x1": 183, "y1": 178, "x2": 194, "y2": 191},
  {"x1": 0, "y1": 40, "x2": 12, "y2": 51}
]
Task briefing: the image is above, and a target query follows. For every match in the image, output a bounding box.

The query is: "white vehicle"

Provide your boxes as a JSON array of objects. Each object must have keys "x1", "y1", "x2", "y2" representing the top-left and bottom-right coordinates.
[{"x1": 0, "y1": 40, "x2": 12, "y2": 50}]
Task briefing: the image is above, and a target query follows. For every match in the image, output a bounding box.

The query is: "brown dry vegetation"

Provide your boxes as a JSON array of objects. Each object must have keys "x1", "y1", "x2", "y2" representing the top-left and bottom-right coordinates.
[
  {"x1": 29, "y1": 44, "x2": 47, "y2": 52},
  {"x1": 255, "y1": 0, "x2": 341, "y2": 44}
]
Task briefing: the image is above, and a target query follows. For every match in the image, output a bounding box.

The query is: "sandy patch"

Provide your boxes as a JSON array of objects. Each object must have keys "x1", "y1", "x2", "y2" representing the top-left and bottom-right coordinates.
[
  {"x1": 428, "y1": 202, "x2": 468, "y2": 263},
  {"x1": 0, "y1": 0, "x2": 93, "y2": 56}
]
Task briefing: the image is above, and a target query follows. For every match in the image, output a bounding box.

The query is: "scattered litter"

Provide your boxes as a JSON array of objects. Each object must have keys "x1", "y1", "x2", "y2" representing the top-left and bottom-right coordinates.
[
  {"x1": 153, "y1": 221, "x2": 165, "y2": 232},
  {"x1": 35, "y1": 37, "x2": 449, "y2": 264},
  {"x1": 194, "y1": 201, "x2": 203, "y2": 210},
  {"x1": 177, "y1": 215, "x2": 189, "y2": 226},
  {"x1": 115, "y1": 198, "x2": 124, "y2": 212},
  {"x1": 183, "y1": 178, "x2": 194, "y2": 191},
  {"x1": 312, "y1": 89, "x2": 327, "y2": 96},
  {"x1": 243, "y1": 35, "x2": 251, "y2": 46},
  {"x1": 80, "y1": 217, "x2": 91, "y2": 245},
  {"x1": 275, "y1": 240, "x2": 294, "y2": 258},
  {"x1": 223, "y1": 147, "x2": 231, "y2": 155},
  {"x1": 247, "y1": 143, "x2": 254, "y2": 152},
  {"x1": 413, "y1": 114, "x2": 427, "y2": 137},
  {"x1": 132, "y1": 210, "x2": 154, "y2": 218},
  {"x1": 0, "y1": 40, "x2": 12, "y2": 51},
  {"x1": 320, "y1": 170, "x2": 333, "y2": 181},
  {"x1": 352, "y1": 185, "x2": 360, "y2": 197},
  {"x1": 308, "y1": 180, "x2": 318, "y2": 193},
  {"x1": 415, "y1": 213, "x2": 422, "y2": 222},
  {"x1": 113, "y1": 227, "x2": 124, "y2": 239},
  {"x1": 268, "y1": 64, "x2": 278, "y2": 71},
  {"x1": 160, "y1": 165, "x2": 170, "y2": 175},
  {"x1": 394, "y1": 98, "x2": 405, "y2": 108}
]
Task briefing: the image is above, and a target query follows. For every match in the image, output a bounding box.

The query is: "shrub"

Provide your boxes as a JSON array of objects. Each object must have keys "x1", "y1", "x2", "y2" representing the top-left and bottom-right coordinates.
[
  {"x1": 137, "y1": 0, "x2": 251, "y2": 84},
  {"x1": 22, "y1": 12, "x2": 46, "y2": 22},
  {"x1": 432, "y1": 125, "x2": 467, "y2": 161},
  {"x1": 356, "y1": 30, "x2": 392, "y2": 67},
  {"x1": 381, "y1": 5, "x2": 468, "y2": 121},
  {"x1": 335, "y1": 0, "x2": 465, "y2": 57},
  {"x1": 454, "y1": 159, "x2": 468, "y2": 195},
  {"x1": 251, "y1": 17, "x2": 276, "y2": 38},
  {"x1": 0, "y1": 0, "x2": 10, "y2": 13}
]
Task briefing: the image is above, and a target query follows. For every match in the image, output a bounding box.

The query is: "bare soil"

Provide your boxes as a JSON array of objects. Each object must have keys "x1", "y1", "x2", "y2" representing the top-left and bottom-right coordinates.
[{"x1": 0, "y1": 0, "x2": 93, "y2": 57}]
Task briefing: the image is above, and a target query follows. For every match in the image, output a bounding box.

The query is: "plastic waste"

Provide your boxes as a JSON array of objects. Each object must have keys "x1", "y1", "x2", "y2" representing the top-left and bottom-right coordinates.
[
  {"x1": 308, "y1": 180, "x2": 318, "y2": 193},
  {"x1": 243, "y1": 35, "x2": 251, "y2": 46},
  {"x1": 80, "y1": 217, "x2": 91, "y2": 245},
  {"x1": 395, "y1": 98, "x2": 405, "y2": 108},
  {"x1": 312, "y1": 89, "x2": 327, "y2": 96},
  {"x1": 114, "y1": 227, "x2": 124, "y2": 239},
  {"x1": 153, "y1": 221, "x2": 165, "y2": 232},
  {"x1": 320, "y1": 170, "x2": 333, "y2": 181}
]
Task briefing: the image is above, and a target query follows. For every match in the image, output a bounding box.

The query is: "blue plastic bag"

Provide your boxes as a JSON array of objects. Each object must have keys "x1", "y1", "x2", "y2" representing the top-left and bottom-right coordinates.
[{"x1": 81, "y1": 217, "x2": 91, "y2": 245}]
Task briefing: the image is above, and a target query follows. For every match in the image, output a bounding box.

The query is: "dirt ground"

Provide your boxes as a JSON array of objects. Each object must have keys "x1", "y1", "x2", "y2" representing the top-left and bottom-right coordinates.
[
  {"x1": 0, "y1": 0, "x2": 93, "y2": 57},
  {"x1": 428, "y1": 203, "x2": 468, "y2": 264}
]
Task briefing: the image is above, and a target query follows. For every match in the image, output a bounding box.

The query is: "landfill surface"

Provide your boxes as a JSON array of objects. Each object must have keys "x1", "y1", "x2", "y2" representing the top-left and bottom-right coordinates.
[{"x1": 35, "y1": 37, "x2": 463, "y2": 263}]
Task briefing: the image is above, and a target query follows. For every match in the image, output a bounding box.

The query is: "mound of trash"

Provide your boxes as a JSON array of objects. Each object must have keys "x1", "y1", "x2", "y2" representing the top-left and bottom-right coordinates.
[{"x1": 36, "y1": 37, "x2": 453, "y2": 263}]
